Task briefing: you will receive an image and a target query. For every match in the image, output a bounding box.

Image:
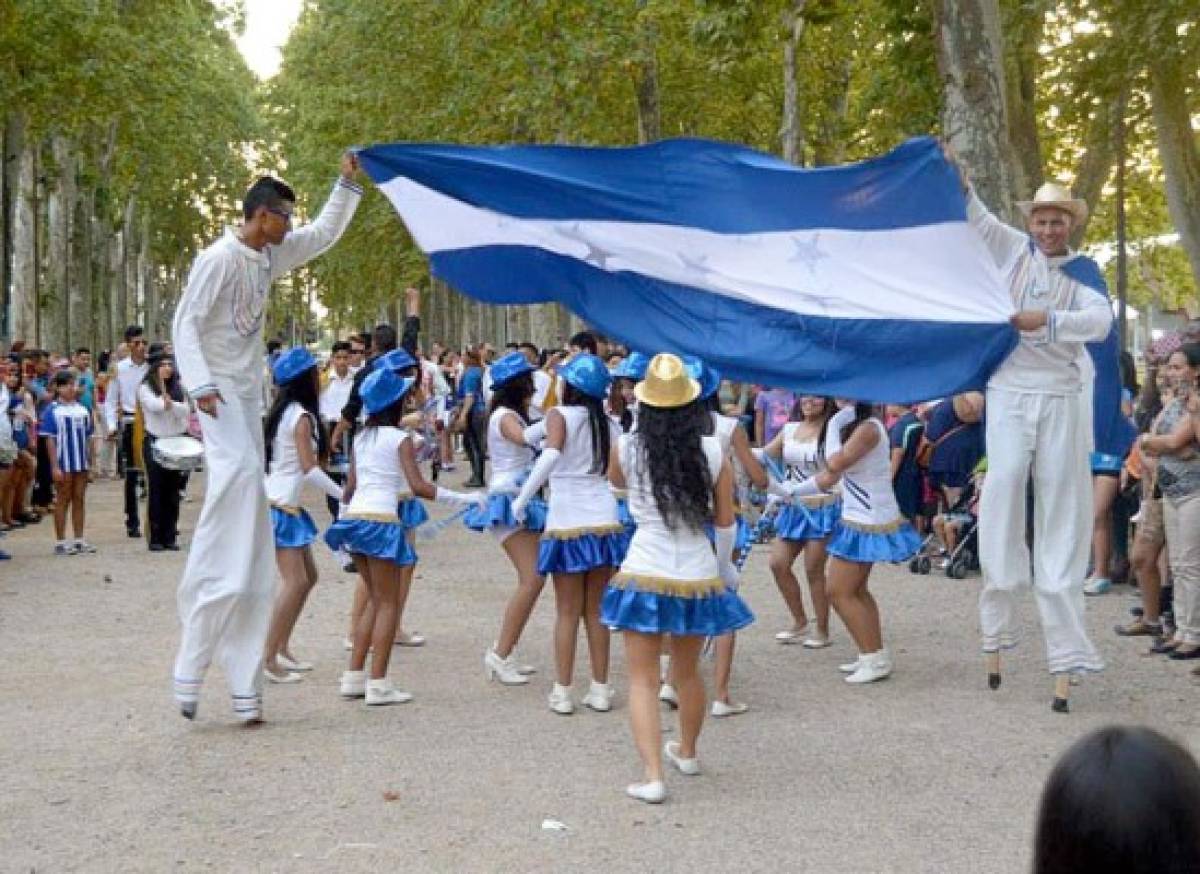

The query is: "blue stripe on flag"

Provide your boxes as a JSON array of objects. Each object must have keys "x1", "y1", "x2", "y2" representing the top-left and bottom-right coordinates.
[
  {"x1": 359, "y1": 137, "x2": 963, "y2": 233},
  {"x1": 430, "y1": 246, "x2": 1016, "y2": 403}
]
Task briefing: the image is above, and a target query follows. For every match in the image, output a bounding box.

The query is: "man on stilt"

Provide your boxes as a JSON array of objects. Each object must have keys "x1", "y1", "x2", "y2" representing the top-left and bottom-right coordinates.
[{"x1": 172, "y1": 153, "x2": 363, "y2": 723}]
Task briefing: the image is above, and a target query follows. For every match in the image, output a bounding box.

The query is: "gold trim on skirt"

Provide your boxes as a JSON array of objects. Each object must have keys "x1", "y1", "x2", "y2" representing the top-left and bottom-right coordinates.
[
  {"x1": 609, "y1": 573, "x2": 726, "y2": 598},
  {"x1": 271, "y1": 503, "x2": 301, "y2": 516},
  {"x1": 840, "y1": 517, "x2": 905, "y2": 534},
  {"x1": 798, "y1": 493, "x2": 840, "y2": 509},
  {"x1": 344, "y1": 511, "x2": 401, "y2": 524},
  {"x1": 543, "y1": 523, "x2": 626, "y2": 540}
]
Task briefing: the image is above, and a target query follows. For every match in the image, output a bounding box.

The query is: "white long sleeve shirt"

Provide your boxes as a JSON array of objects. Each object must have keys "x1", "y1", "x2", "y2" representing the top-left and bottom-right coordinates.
[
  {"x1": 137, "y1": 383, "x2": 191, "y2": 437},
  {"x1": 172, "y1": 178, "x2": 362, "y2": 403},
  {"x1": 104, "y1": 357, "x2": 149, "y2": 431},
  {"x1": 967, "y1": 192, "x2": 1112, "y2": 394},
  {"x1": 319, "y1": 370, "x2": 356, "y2": 422}
]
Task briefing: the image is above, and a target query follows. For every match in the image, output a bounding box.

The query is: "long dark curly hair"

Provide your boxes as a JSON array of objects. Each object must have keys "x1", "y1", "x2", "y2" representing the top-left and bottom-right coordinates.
[
  {"x1": 633, "y1": 399, "x2": 713, "y2": 532},
  {"x1": 264, "y1": 367, "x2": 326, "y2": 471},
  {"x1": 562, "y1": 383, "x2": 610, "y2": 475},
  {"x1": 838, "y1": 401, "x2": 879, "y2": 446},
  {"x1": 488, "y1": 372, "x2": 533, "y2": 421}
]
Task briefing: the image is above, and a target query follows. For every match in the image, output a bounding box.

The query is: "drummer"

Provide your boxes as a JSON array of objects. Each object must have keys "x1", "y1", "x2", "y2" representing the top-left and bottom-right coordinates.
[{"x1": 137, "y1": 347, "x2": 192, "y2": 551}]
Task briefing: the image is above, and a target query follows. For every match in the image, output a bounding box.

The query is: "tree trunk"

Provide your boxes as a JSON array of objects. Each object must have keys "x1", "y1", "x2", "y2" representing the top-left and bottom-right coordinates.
[
  {"x1": 780, "y1": 0, "x2": 808, "y2": 164},
  {"x1": 119, "y1": 198, "x2": 136, "y2": 329},
  {"x1": 934, "y1": 0, "x2": 1019, "y2": 221},
  {"x1": 137, "y1": 214, "x2": 152, "y2": 331},
  {"x1": 0, "y1": 119, "x2": 8, "y2": 343},
  {"x1": 1002, "y1": 0, "x2": 1045, "y2": 200},
  {"x1": 1149, "y1": 51, "x2": 1200, "y2": 293},
  {"x1": 72, "y1": 186, "x2": 94, "y2": 351},
  {"x1": 45, "y1": 135, "x2": 75, "y2": 355},
  {"x1": 812, "y1": 58, "x2": 852, "y2": 166},
  {"x1": 632, "y1": 0, "x2": 661, "y2": 144},
  {"x1": 1069, "y1": 97, "x2": 1120, "y2": 248},
  {"x1": 11, "y1": 123, "x2": 37, "y2": 345}
]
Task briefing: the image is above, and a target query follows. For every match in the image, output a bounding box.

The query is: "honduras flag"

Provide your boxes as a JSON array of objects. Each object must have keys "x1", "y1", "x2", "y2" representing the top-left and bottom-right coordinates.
[{"x1": 358, "y1": 136, "x2": 1017, "y2": 402}]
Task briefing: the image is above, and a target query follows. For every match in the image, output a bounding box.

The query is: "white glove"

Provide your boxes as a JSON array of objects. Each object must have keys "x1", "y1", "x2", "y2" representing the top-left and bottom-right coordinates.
[
  {"x1": 768, "y1": 477, "x2": 825, "y2": 501},
  {"x1": 713, "y1": 523, "x2": 739, "y2": 588},
  {"x1": 303, "y1": 466, "x2": 343, "y2": 501},
  {"x1": 522, "y1": 419, "x2": 547, "y2": 448},
  {"x1": 435, "y1": 487, "x2": 487, "y2": 508},
  {"x1": 512, "y1": 447, "x2": 561, "y2": 522}
]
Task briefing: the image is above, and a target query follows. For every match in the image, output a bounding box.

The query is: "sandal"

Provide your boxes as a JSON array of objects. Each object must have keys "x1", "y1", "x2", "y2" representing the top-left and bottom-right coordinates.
[
  {"x1": 1149, "y1": 638, "x2": 1180, "y2": 655},
  {"x1": 1115, "y1": 619, "x2": 1162, "y2": 637}
]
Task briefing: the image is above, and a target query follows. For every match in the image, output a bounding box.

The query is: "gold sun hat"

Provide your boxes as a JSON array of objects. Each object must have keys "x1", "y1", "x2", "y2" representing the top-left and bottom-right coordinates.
[
  {"x1": 1016, "y1": 182, "x2": 1089, "y2": 225},
  {"x1": 633, "y1": 353, "x2": 701, "y2": 409}
]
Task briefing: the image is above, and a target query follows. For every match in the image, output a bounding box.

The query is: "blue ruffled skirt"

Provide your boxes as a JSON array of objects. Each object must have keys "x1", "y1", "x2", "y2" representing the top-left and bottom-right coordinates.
[
  {"x1": 271, "y1": 507, "x2": 318, "y2": 549},
  {"x1": 774, "y1": 499, "x2": 840, "y2": 542},
  {"x1": 463, "y1": 493, "x2": 547, "y2": 534},
  {"x1": 601, "y1": 575, "x2": 755, "y2": 636},
  {"x1": 538, "y1": 527, "x2": 629, "y2": 575},
  {"x1": 826, "y1": 519, "x2": 921, "y2": 564},
  {"x1": 324, "y1": 517, "x2": 418, "y2": 566},
  {"x1": 616, "y1": 497, "x2": 637, "y2": 539},
  {"x1": 398, "y1": 497, "x2": 429, "y2": 530}
]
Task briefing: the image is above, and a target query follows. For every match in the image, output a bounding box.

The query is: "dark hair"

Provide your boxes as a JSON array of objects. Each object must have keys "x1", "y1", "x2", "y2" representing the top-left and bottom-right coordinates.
[
  {"x1": 97, "y1": 351, "x2": 111, "y2": 373},
  {"x1": 143, "y1": 356, "x2": 184, "y2": 402},
  {"x1": 353, "y1": 332, "x2": 371, "y2": 347},
  {"x1": 562, "y1": 383, "x2": 610, "y2": 475},
  {"x1": 263, "y1": 366, "x2": 326, "y2": 471},
  {"x1": 266, "y1": 338, "x2": 283, "y2": 354},
  {"x1": 123, "y1": 325, "x2": 144, "y2": 342},
  {"x1": 363, "y1": 395, "x2": 407, "y2": 430},
  {"x1": 634, "y1": 400, "x2": 714, "y2": 532},
  {"x1": 569, "y1": 331, "x2": 597, "y2": 354},
  {"x1": 1176, "y1": 342, "x2": 1200, "y2": 370},
  {"x1": 372, "y1": 323, "x2": 397, "y2": 354},
  {"x1": 1136, "y1": 366, "x2": 1163, "y2": 432},
  {"x1": 1033, "y1": 725, "x2": 1200, "y2": 873},
  {"x1": 801, "y1": 397, "x2": 838, "y2": 458},
  {"x1": 488, "y1": 372, "x2": 534, "y2": 420},
  {"x1": 242, "y1": 176, "x2": 295, "y2": 222},
  {"x1": 52, "y1": 370, "x2": 76, "y2": 390},
  {"x1": 331, "y1": 340, "x2": 351, "y2": 355},
  {"x1": 75, "y1": 347, "x2": 90, "y2": 357},
  {"x1": 517, "y1": 341, "x2": 541, "y2": 361},
  {"x1": 838, "y1": 402, "x2": 877, "y2": 446}
]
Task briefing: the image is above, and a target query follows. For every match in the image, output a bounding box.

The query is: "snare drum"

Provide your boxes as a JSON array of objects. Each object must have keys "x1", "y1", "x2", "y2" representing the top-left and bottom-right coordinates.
[{"x1": 152, "y1": 435, "x2": 205, "y2": 472}]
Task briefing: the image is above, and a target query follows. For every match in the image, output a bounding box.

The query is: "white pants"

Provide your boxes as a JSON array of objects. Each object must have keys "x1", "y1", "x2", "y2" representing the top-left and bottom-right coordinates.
[
  {"x1": 1164, "y1": 492, "x2": 1200, "y2": 645},
  {"x1": 173, "y1": 385, "x2": 274, "y2": 719},
  {"x1": 978, "y1": 387, "x2": 1103, "y2": 674}
]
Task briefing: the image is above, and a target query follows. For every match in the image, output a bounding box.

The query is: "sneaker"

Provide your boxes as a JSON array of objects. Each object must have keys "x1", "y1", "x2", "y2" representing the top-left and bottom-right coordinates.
[
  {"x1": 658, "y1": 683, "x2": 679, "y2": 709},
  {"x1": 838, "y1": 655, "x2": 864, "y2": 674},
  {"x1": 1083, "y1": 577, "x2": 1112, "y2": 596},
  {"x1": 582, "y1": 681, "x2": 614, "y2": 712},
  {"x1": 339, "y1": 670, "x2": 367, "y2": 699},
  {"x1": 548, "y1": 683, "x2": 574, "y2": 715},
  {"x1": 626, "y1": 781, "x2": 666, "y2": 804},
  {"x1": 711, "y1": 699, "x2": 749, "y2": 718},
  {"x1": 802, "y1": 630, "x2": 831, "y2": 649},
  {"x1": 664, "y1": 740, "x2": 701, "y2": 776},
  {"x1": 73, "y1": 540, "x2": 97, "y2": 554},
  {"x1": 484, "y1": 648, "x2": 529, "y2": 686},
  {"x1": 846, "y1": 651, "x2": 893, "y2": 685},
  {"x1": 774, "y1": 624, "x2": 810, "y2": 645},
  {"x1": 365, "y1": 678, "x2": 413, "y2": 706},
  {"x1": 54, "y1": 542, "x2": 79, "y2": 557}
]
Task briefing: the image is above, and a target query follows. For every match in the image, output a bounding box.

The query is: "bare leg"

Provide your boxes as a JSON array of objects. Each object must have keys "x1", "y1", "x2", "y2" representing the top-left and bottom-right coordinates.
[
  {"x1": 394, "y1": 528, "x2": 418, "y2": 642},
  {"x1": 349, "y1": 557, "x2": 375, "y2": 672},
  {"x1": 52, "y1": 477, "x2": 69, "y2": 541},
  {"x1": 768, "y1": 538, "x2": 808, "y2": 629},
  {"x1": 1090, "y1": 475, "x2": 1119, "y2": 580},
  {"x1": 264, "y1": 547, "x2": 317, "y2": 671},
  {"x1": 826, "y1": 558, "x2": 880, "y2": 652},
  {"x1": 70, "y1": 475, "x2": 87, "y2": 538},
  {"x1": 348, "y1": 578, "x2": 369, "y2": 642},
  {"x1": 367, "y1": 557, "x2": 402, "y2": 679},
  {"x1": 624, "y1": 631, "x2": 665, "y2": 783},
  {"x1": 582, "y1": 567, "x2": 613, "y2": 683},
  {"x1": 670, "y1": 635, "x2": 707, "y2": 759},
  {"x1": 552, "y1": 572, "x2": 585, "y2": 687},
  {"x1": 495, "y1": 532, "x2": 545, "y2": 657},
  {"x1": 282, "y1": 548, "x2": 320, "y2": 660},
  {"x1": 803, "y1": 540, "x2": 831, "y2": 635},
  {"x1": 986, "y1": 651, "x2": 1001, "y2": 689},
  {"x1": 1131, "y1": 536, "x2": 1163, "y2": 622},
  {"x1": 712, "y1": 633, "x2": 736, "y2": 703}
]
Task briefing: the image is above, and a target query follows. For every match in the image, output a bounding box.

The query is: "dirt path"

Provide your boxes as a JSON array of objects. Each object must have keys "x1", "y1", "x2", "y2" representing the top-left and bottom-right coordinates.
[{"x1": 2, "y1": 474, "x2": 1197, "y2": 872}]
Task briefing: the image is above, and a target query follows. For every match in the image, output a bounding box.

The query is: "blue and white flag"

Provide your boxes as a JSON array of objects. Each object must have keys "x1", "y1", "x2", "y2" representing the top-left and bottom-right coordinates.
[{"x1": 358, "y1": 136, "x2": 1017, "y2": 402}]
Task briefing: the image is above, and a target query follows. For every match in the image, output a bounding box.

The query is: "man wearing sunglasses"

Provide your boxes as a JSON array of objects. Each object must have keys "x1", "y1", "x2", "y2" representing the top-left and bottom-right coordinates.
[{"x1": 171, "y1": 151, "x2": 363, "y2": 724}]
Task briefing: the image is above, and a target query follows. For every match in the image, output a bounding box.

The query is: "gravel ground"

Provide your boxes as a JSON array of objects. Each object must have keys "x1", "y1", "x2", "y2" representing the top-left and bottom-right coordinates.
[{"x1": 1, "y1": 473, "x2": 1197, "y2": 873}]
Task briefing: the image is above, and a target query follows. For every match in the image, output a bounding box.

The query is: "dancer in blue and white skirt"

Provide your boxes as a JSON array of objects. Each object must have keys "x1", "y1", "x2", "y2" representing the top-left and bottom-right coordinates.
[
  {"x1": 804, "y1": 402, "x2": 921, "y2": 685},
  {"x1": 761, "y1": 396, "x2": 841, "y2": 647},
  {"x1": 660, "y1": 357, "x2": 770, "y2": 718},
  {"x1": 326, "y1": 368, "x2": 484, "y2": 706},
  {"x1": 609, "y1": 352, "x2": 650, "y2": 537},
  {"x1": 601, "y1": 354, "x2": 753, "y2": 804},
  {"x1": 512, "y1": 352, "x2": 626, "y2": 716},
  {"x1": 261, "y1": 348, "x2": 345, "y2": 684},
  {"x1": 462, "y1": 352, "x2": 549, "y2": 686}
]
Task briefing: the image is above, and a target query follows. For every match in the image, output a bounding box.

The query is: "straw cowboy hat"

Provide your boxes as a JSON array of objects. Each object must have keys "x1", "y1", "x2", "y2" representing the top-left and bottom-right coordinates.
[
  {"x1": 1016, "y1": 182, "x2": 1089, "y2": 225},
  {"x1": 634, "y1": 353, "x2": 700, "y2": 409}
]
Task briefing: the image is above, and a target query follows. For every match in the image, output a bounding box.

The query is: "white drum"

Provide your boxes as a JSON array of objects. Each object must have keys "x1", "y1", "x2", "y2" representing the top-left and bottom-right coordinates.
[{"x1": 152, "y1": 435, "x2": 205, "y2": 472}]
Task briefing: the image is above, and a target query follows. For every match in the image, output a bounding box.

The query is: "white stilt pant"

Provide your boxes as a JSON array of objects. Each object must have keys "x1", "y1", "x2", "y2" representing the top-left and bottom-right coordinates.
[
  {"x1": 173, "y1": 382, "x2": 275, "y2": 719},
  {"x1": 977, "y1": 387, "x2": 1104, "y2": 674}
]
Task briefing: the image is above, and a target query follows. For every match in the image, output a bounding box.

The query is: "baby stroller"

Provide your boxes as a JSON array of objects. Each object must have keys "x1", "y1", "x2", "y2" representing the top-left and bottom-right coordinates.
[{"x1": 910, "y1": 477, "x2": 980, "y2": 579}]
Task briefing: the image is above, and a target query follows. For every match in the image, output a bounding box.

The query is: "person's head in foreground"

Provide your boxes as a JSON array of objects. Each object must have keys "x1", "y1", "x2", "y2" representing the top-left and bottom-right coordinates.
[
  {"x1": 1033, "y1": 725, "x2": 1200, "y2": 873},
  {"x1": 1017, "y1": 182, "x2": 1086, "y2": 258}
]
